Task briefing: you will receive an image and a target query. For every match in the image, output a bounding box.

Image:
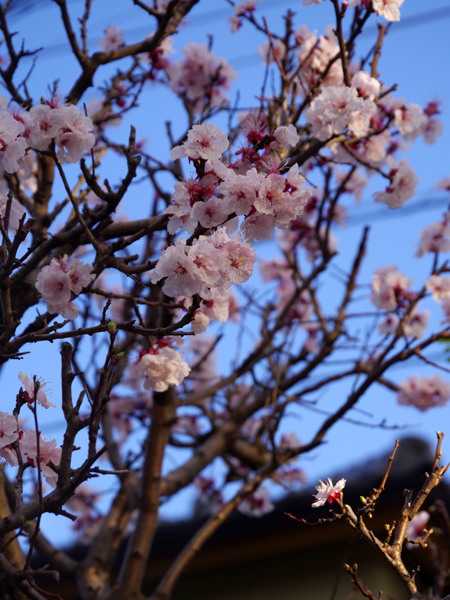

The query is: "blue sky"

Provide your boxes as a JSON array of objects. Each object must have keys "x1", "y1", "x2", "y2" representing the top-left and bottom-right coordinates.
[{"x1": 3, "y1": 0, "x2": 450, "y2": 542}]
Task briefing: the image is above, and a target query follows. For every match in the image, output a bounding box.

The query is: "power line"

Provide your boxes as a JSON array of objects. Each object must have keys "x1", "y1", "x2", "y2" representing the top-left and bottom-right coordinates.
[
  {"x1": 348, "y1": 195, "x2": 449, "y2": 227},
  {"x1": 28, "y1": 4, "x2": 450, "y2": 64}
]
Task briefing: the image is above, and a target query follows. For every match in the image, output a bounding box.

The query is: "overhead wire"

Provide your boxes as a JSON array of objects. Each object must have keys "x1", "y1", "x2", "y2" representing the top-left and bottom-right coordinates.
[{"x1": 15, "y1": 3, "x2": 450, "y2": 64}]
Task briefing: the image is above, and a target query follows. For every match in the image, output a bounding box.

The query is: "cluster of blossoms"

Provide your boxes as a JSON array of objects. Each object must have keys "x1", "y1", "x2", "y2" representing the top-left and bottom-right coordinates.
[
  {"x1": 151, "y1": 231, "x2": 256, "y2": 299},
  {"x1": 136, "y1": 340, "x2": 190, "y2": 392},
  {"x1": 166, "y1": 43, "x2": 237, "y2": 114},
  {"x1": 0, "y1": 94, "x2": 95, "y2": 174},
  {"x1": 304, "y1": 82, "x2": 431, "y2": 208},
  {"x1": 371, "y1": 266, "x2": 429, "y2": 339},
  {"x1": 35, "y1": 255, "x2": 95, "y2": 319},
  {"x1": 167, "y1": 122, "x2": 312, "y2": 243},
  {"x1": 397, "y1": 374, "x2": 450, "y2": 412},
  {"x1": 305, "y1": 82, "x2": 379, "y2": 141},
  {"x1": 0, "y1": 374, "x2": 61, "y2": 487}
]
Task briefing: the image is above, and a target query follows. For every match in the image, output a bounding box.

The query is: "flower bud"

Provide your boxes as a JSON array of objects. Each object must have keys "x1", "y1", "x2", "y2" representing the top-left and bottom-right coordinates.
[{"x1": 108, "y1": 320, "x2": 117, "y2": 333}]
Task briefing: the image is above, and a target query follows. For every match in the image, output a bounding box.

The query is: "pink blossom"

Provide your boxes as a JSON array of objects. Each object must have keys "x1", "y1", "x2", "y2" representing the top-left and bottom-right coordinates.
[
  {"x1": 258, "y1": 257, "x2": 292, "y2": 282},
  {"x1": 0, "y1": 104, "x2": 27, "y2": 173},
  {"x1": 200, "y1": 288, "x2": 233, "y2": 323},
  {"x1": 233, "y1": 0, "x2": 261, "y2": 14},
  {"x1": 54, "y1": 104, "x2": 96, "y2": 164},
  {"x1": 170, "y1": 122, "x2": 229, "y2": 161},
  {"x1": 229, "y1": 0, "x2": 261, "y2": 32},
  {"x1": 35, "y1": 269, "x2": 73, "y2": 315},
  {"x1": 258, "y1": 39, "x2": 286, "y2": 66},
  {"x1": 359, "y1": 130, "x2": 391, "y2": 167},
  {"x1": 275, "y1": 467, "x2": 307, "y2": 487},
  {"x1": 26, "y1": 104, "x2": 61, "y2": 151},
  {"x1": 239, "y1": 486, "x2": 275, "y2": 517},
  {"x1": 406, "y1": 511, "x2": 430, "y2": 549},
  {"x1": 99, "y1": 25, "x2": 125, "y2": 52},
  {"x1": 435, "y1": 177, "x2": 450, "y2": 192},
  {"x1": 373, "y1": 158, "x2": 418, "y2": 209},
  {"x1": 397, "y1": 375, "x2": 450, "y2": 412},
  {"x1": 218, "y1": 168, "x2": 261, "y2": 217},
  {"x1": 172, "y1": 415, "x2": 201, "y2": 437},
  {"x1": 240, "y1": 416, "x2": 264, "y2": 439},
  {"x1": 303, "y1": 332, "x2": 320, "y2": 354},
  {"x1": 191, "y1": 310, "x2": 211, "y2": 333},
  {"x1": 20, "y1": 429, "x2": 61, "y2": 487},
  {"x1": 255, "y1": 172, "x2": 287, "y2": 215},
  {"x1": 394, "y1": 103, "x2": 428, "y2": 141},
  {"x1": 194, "y1": 476, "x2": 223, "y2": 514},
  {"x1": 138, "y1": 345, "x2": 190, "y2": 392},
  {"x1": 279, "y1": 432, "x2": 301, "y2": 449},
  {"x1": 66, "y1": 483, "x2": 101, "y2": 516},
  {"x1": 66, "y1": 259, "x2": 95, "y2": 294},
  {"x1": 335, "y1": 168, "x2": 368, "y2": 203},
  {"x1": 35, "y1": 255, "x2": 94, "y2": 319},
  {"x1": 441, "y1": 297, "x2": 450, "y2": 324},
  {"x1": 107, "y1": 396, "x2": 137, "y2": 442},
  {"x1": 273, "y1": 124, "x2": 300, "y2": 147},
  {"x1": 426, "y1": 275, "x2": 450, "y2": 302},
  {"x1": 18, "y1": 372, "x2": 55, "y2": 409},
  {"x1": 305, "y1": 86, "x2": 362, "y2": 141},
  {"x1": 416, "y1": 219, "x2": 450, "y2": 257},
  {"x1": 403, "y1": 307, "x2": 430, "y2": 339},
  {"x1": 348, "y1": 98, "x2": 377, "y2": 138},
  {"x1": 167, "y1": 43, "x2": 236, "y2": 113},
  {"x1": 351, "y1": 71, "x2": 381, "y2": 99},
  {"x1": 0, "y1": 412, "x2": 18, "y2": 447},
  {"x1": 0, "y1": 443, "x2": 19, "y2": 467},
  {"x1": 371, "y1": 265, "x2": 413, "y2": 311},
  {"x1": 239, "y1": 111, "x2": 268, "y2": 144},
  {"x1": 241, "y1": 212, "x2": 276, "y2": 242},
  {"x1": 378, "y1": 313, "x2": 399, "y2": 335},
  {"x1": 299, "y1": 226, "x2": 339, "y2": 262},
  {"x1": 312, "y1": 477, "x2": 346, "y2": 507},
  {"x1": 150, "y1": 238, "x2": 201, "y2": 298},
  {"x1": 373, "y1": 0, "x2": 404, "y2": 22},
  {"x1": 423, "y1": 117, "x2": 443, "y2": 145},
  {"x1": 139, "y1": 31, "x2": 174, "y2": 68},
  {"x1": 191, "y1": 196, "x2": 231, "y2": 229},
  {"x1": 220, "y1": 238, "x2": 257, "y2": 287}
]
